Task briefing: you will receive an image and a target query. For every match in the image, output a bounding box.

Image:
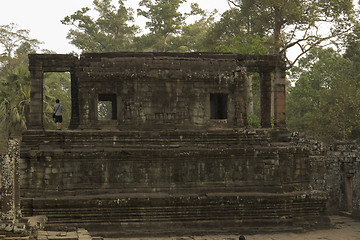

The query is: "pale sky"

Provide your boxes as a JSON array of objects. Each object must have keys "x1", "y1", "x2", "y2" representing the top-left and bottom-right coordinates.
[{"x1": 0, "y1": 0, "x2": 231, "y2": 54}]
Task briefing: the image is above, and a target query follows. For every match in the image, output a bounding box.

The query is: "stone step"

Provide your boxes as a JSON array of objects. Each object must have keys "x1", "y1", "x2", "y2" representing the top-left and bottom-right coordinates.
[
  {"x1": 21, "y1": 191, "x2": 329, "y2": 237},
  {"x1": 21, "y1": 130, "x2": 274, "y2": 149},
  {"x1": 2, "y1": 238, "x2": 29, "y2": 240},
  {"x1": 44, "y1": 220, "x2": 304, "y2": 238},
  {"x1": 35, "y1": 210, "x2": 295, "y2": 223},
  {"x1": 37, "y1": 228, "x2": 95, "y2": 240},
  {"x1": 23, "y1": 138, "x2": 269, "y2": 150}
]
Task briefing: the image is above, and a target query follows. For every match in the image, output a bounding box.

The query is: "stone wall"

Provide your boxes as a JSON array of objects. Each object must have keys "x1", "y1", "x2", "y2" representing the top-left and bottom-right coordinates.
[
  {"x1": 20, "y1": 129, "x2": 311, "y2": 196},
  {"x1": 290, "y1": 132, "x2": 360, "y2": 217},
  {"x1": 19, "y1": 129, "x2": 329, "y2": 236},
  {"x1": 28, "y1": 53, "x2": 286, "y2": 130},
  {"x1": 76, "y1": 53, "x2": 248, "y2": 130}
]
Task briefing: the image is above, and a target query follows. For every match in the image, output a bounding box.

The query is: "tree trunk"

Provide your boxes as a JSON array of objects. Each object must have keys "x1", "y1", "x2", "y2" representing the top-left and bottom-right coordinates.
[{"x1": 273, "y1": 6, "x2": 283, "y2": 55}]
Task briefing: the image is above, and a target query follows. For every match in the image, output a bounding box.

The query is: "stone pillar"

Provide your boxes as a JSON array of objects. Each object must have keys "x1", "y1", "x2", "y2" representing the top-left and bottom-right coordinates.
[
  {"x1": 1, "y1": 138, "x2": 21, "y2": 222},
  {"x1": 233, "y1": 68, "x2": 248, "y2": 127},
  {"x1": 89, "y1": 88, "x2": 97, "y2": 126},
  {"x1": 274, "y1": 65, "x2": 286, "y2": 128},
  {"x1": 69, "y1": 71, "x2": 79, "y2": 130},
  {"x1": 260, "y1": 71, "x2": 272, "y2": 128},
  {"x1": 28, "y1": 61, "x2": 44, "y2": 130}
]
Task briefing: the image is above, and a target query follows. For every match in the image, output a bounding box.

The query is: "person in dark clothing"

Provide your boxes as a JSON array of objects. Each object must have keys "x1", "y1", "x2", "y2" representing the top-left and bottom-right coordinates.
[{"x1": 53, "y1": 99, "x2": 64, "y2": 130}]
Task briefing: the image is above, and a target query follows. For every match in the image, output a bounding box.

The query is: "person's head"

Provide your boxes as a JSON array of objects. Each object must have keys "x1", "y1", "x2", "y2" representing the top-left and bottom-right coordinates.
[
  {"x1": 56, "y1": 99, "x2": 60, "y2": 103},
  {"x1": 239, "y1": 236, "x2": 246, "y2": 240}
]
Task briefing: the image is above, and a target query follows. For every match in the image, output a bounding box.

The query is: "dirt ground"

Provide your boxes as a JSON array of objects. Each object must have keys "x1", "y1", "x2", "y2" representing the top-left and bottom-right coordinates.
[{"x1": 108, "y1": 215, "x2": 360, "y2": 240}]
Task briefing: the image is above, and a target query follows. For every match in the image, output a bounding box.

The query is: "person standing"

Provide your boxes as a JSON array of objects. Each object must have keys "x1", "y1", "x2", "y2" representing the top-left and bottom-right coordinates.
[{"x1": 53, "y1": 99, "x2": 64, "y2": 130}]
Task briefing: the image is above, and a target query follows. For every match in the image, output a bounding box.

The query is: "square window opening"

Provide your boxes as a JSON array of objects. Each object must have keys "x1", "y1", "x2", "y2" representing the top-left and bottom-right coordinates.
[
  {"x1": 210, "y1": 93, "x2": 228, "y2": 119},
  {"x1": 98, "y1": 94, "x2": 117, "y2": 120}
]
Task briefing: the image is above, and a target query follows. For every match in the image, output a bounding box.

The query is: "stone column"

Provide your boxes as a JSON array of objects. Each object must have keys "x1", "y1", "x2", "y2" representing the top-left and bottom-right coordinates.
[
  {"x1": 1, "y1": 138, "x2": 21, "y2": 222},
  {"x1": 69, "y1": 71, "x2": 79, "y2": 130},
  {"x1": 274, "y1": 65, "x2": 286, "y2": 128},
  {"x1": 88, "y1": 88, "x2": 97, "y2": 127},
  {"x1": 28, "y1": 61, "x2": 44, "y2": 130},
  {"x1": 260, "y1": 71, "x2": 272, "y2": 128},
  {"x1": 233, "y1": 68, "x2": 248, "y2": 127}
]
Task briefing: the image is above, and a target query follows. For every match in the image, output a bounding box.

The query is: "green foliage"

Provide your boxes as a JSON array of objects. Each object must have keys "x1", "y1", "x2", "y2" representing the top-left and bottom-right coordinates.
[
  {"x1": 247, "y1": 113, "x2": 261, "y2": 128},
  {"x1": 344, "y1": 24, "x2": 360, "y2": 74},
  {"x1": 166, "y1": 8, "x2": 217, "y2": 52},
  {"x1": 0, "y1": 25, "x2": 71, "y2": 135},
  {"x1": 135, "y1": 0, "x2": 213, "y2": 52},
  {"x1": 287, "y1": 47, "x2": 360, "y2": 142},
  {"x1": 62, "y1": 0, "x2": 215, "y2": 52},
  {"x1": 215, "y1": 33, "x2": 269, "y2": 55},
  {"x1": 0, "y1": 23, "x2": 40, "y2": 58},
  {"x1": 61, "y1": 0, "x2": 138, "y2": 52},
  {"x1": 0, "y1": 64, "x2": 72, "y2": 135},
  {"x1": 0, "y1": 29, "x2": 39, "y2": 137},
  {"x1": 229, "y1": 0, "x2": 358, "y2": 67},
  {"x1": 138, "y1": 0, "x2": 185, "y2": 36},
  {"x1": 43, "y1": 73, "x2": 71, "y2": 130},
  {"x1": 0, "y1": 64, "x2": 30, "y2": 136},
  {"x1": 203, "y1": 8, "x2": 270, "y2": 54},
  {"x1": 203, "y1": 9, "x2": 246, "y2": 51}
]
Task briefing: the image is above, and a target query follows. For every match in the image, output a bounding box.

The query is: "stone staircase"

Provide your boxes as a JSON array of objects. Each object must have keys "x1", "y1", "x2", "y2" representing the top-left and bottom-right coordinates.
[
  {"x1": 21, "y1": 191, "x2": 328, "y2": 237},
  {"x1": 21, "y1": 129, "x2": 274, "y2": 150},
  {"x1": 20, "y1": 129, "x2": 329, "y2": 237}
]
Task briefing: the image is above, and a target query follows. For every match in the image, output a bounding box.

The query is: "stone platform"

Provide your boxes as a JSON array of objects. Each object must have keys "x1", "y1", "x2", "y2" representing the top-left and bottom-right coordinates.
[
  {"x1": 20, "y1": 129, "x2": 330, "y2": 237},
  {"x1": 22, "y1": 191, "x2": 328, "y2": 237}
]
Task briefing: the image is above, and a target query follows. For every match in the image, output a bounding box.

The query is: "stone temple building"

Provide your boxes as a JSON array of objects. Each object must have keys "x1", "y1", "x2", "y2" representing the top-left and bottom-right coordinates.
[{"x1": 19, "y1": 52, "x2": 330, "y2": 237}]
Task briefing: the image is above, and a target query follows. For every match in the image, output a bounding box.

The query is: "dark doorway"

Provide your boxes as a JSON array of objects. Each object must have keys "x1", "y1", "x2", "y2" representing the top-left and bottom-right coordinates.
[
  {"x1": 210, "y1": 93, "x2": 228, "y2": 119},
  {"x1": 345, "y1": 175, "x2": 353, "y2": 212}
]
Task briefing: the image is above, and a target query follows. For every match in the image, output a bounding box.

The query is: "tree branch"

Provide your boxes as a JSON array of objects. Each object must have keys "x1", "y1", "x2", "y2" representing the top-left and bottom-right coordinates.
[
  {"x1": 227, "y1": 0, "x2": 241, "y2": 8},
  {"x1": 284, "y1": 24, "x2": 354, "y2": 69}
]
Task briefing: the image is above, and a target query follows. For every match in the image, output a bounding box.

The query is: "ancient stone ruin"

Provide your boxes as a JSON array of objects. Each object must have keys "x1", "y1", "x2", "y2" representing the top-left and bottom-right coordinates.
[{"x1": 19, "y1": 52, "x2": 330, "y2": 237}]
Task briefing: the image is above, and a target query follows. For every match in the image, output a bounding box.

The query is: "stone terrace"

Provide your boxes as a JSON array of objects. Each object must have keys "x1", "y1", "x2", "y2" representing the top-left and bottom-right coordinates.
[{"x1": 20, "y1": 129, "x2": 329, "y2": 237}]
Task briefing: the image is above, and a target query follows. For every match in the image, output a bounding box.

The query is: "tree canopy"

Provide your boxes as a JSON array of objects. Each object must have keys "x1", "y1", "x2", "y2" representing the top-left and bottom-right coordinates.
[
  {"x1": 227, "y1": 0, "x2": 357, "y2": 68},
  {"x1": 61, "y1": 0, "x2": 138, "y2": 52},
  {"x1": 0, "y1": 23, "x2": 40, "y2": 59},
  {"x1": 287, "y1": 47, "x2": 360, "y2": 142}
]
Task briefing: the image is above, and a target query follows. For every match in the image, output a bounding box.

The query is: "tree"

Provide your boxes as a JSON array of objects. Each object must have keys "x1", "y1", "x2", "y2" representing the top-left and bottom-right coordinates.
[
  {"x1": 0, "y1": 23, "x2": 40, "y2": 59},
  {"x1": 287, "y1": 47, "x2": 360, "y2": 142},
  {"x1": 215, "y1": 32, "x2": 268, "y2": 54},
  {"x1": 0, "y1": 66, "x2": 72, "y2": 135},
  {"x1": 0, "y1": 25, "x2": 72, "y2": 134},
  {"x1": 0, "y1": 29, "x2": 40, "y2": 136},
  {"x1": 135, "y1": 0, "x2": 213, "y2": 52},
  {"x1": 167, "y1": 6, "x2": 217, "y2": 52},
  {"x1": 61, "y1": 0, "x2": 138, "y2": 52},
  {"x1": 136, "y1": 0, "x2": 185, "y2": 51},
  {"x1": 0, "y1": 64, "x2": 30, "y2": 136},
  {"x1": 203, "y1": 9, "x2": 249, "y2": 51},
  {"x1": 228, "y1": 0, "x2": 358, "y2": 68},
  {"x1": 344, "y1": 24, "x2": 360, "y2": 74}
]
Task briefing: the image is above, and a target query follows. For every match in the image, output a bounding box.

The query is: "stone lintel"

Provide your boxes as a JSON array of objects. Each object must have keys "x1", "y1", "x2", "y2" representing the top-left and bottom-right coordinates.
[{"x1": 28, "y1": 54, "x2": 77, "y2": 72}]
